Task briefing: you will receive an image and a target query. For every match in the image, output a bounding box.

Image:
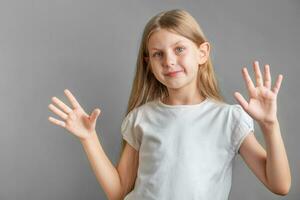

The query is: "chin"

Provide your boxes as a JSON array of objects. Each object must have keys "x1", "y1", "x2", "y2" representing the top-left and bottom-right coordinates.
[{"x1": 164, "y1": 82, "x2": 188, "y2": 90}]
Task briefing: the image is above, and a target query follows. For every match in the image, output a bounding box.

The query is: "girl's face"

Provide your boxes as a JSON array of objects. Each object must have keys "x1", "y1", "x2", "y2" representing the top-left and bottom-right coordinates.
[{"x1": 147, "y1": 29, "x2": 209, "y2": 91}]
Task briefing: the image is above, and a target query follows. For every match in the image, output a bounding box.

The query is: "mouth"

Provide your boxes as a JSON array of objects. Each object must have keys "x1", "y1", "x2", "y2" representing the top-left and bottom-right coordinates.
[{"x1": 165, "y1": 70, "x2": 184, "y2": 77}]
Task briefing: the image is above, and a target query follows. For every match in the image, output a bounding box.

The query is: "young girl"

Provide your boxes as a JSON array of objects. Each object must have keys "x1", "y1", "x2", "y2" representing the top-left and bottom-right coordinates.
[{"x1": 48, "y1": 9, "x2": 291, "y2": 200}]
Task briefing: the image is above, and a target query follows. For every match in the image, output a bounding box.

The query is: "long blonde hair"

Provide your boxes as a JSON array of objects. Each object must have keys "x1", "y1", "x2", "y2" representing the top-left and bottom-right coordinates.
[{"x1": 120, "y1": 9, "x2": 224, "y2": 153}]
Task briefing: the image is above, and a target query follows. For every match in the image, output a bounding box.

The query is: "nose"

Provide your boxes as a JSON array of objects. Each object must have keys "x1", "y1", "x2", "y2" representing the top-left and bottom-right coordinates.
[{"x1": 163, "y1": 51, "x2": 176, "y2": 68}]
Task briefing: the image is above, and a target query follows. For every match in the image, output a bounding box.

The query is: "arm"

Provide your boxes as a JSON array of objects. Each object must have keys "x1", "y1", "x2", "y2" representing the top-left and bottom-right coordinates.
[
  {"x1": 81, "y1": 131, "x2": 124, "y2": 200},
  {"x1": 48, "y1": 89, "x2": 138, "y2": 199},
  {"x1": 116, "y1": 141, "x2": 139, "y2": 197},
  {"x1": 234, "y1": 61, "x2": 291, "y2": 195},
  {"x1": 260, "y1": 120, "x2": 291, "y2": 194},
  {"x1": 239, "y1": 123, "x2": 291, "y2": 195}
]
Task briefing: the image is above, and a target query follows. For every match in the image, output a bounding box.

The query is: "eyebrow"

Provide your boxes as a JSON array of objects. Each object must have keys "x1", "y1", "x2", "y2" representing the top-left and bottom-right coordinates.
[{"x1": 149, "y1": 40, "x2": 186, "y2": 50}]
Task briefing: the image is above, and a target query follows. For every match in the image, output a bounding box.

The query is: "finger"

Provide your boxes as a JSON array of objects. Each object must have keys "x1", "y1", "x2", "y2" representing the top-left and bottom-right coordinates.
[
  {"x1": 253, "y1": 61, "x2": 263, "y2": 87},
  {"x1": 272, "y1": 74, "x2": 283, "y2": 94},
  {"x1": 52, "y1": 96, "x2": 73, "y2": 114},
  {"x1": 64, "y1": 89, "x2": 81, "y2": 109},
  {"x1": 242, "y1": 67, "x2": 256, "y2": 94},
  {"x1": 264, "y1": 64, "x2": 271, "y2": 89},
  {"x1": 48, "y1": 116, "x2": 66, "y2": 128},
  {"x1": 48, "y1": 104, "x2": 68, "y2": 120},
  {"x1": 90, "y1": 108, "x2": 101, "y2": 123},
  {"x1": 234, "y1": 92, "x2": 249, "y2": 111}
]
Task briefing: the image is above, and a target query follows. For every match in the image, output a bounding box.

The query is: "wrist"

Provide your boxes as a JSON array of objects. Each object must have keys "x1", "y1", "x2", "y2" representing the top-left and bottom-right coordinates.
[
  {"x1": 80, "y1": 130, "x2": 98, "y2": 144},
  {"x1": 258, "y1": 118, "x2": 280, "y2": 133}
]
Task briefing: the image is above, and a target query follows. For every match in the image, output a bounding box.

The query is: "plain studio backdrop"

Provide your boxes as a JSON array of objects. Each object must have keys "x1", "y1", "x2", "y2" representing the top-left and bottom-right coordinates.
[{"x1": 1, "y1": 0, "x2": 299, "y2": 199}]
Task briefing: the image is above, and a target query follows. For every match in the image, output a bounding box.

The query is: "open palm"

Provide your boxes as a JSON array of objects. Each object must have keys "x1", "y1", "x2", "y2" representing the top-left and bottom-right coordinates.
[
  {"x1": 48, "y1": 89, "x2": 101, "y2": 141},
  {"x1": 234, "y1": 61, "x2": 283, "y2": 125}
]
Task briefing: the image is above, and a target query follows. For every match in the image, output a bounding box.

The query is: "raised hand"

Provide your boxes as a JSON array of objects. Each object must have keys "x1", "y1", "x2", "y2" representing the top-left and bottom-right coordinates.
[
  {"x1": 234, "y1": 61, "x2": 283, "y2": 126},
  {"x1": 48, "y1": 89, "x2": 101, "y2": 141}
]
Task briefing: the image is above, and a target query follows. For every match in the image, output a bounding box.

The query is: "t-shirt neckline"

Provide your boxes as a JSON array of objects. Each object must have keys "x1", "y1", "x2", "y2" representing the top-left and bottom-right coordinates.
[{"x1": 157, "y1": 97, "x2": 209, "y2": 109}]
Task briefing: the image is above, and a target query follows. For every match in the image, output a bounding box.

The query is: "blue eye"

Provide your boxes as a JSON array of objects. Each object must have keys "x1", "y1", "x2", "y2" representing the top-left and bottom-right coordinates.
[
  {"x1": 176, "y1": 46, "x2": 185, "y2": 53},
  {"x1": 152, "y1": 47, "x2": 185, "y2": 58},
  {"x1": 153, "y1": 52, "x2": 162, "y2": 57}
]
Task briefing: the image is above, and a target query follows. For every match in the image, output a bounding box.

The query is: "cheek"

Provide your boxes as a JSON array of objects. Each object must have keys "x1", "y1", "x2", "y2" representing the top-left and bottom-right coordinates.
[
  {"x1": 149, "y1": 62, "x2": 159, "y2": 72},
  {"x1": 188, "y1": 50, "x2": 200, "y2": 64},
  {"x1": 149, "y1": 64, "x2": 162, "y2": 78},
  {"x1": 180, "y1": 53, "x2": 196, "y2": 67},
  {"x1": 180, "y1": 55, "x2": 200, "y2": 74}
]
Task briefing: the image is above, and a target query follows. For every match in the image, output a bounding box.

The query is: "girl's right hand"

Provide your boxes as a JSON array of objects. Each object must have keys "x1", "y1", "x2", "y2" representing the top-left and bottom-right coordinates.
[{"x1": 48, "y1": 89, "x2": 101, "y2": 141}]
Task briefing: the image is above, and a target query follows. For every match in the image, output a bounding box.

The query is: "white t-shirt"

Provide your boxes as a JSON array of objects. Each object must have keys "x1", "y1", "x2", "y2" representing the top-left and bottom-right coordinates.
[{"x1": 121, "y1": 97, "x2": 254, "y2": 200}]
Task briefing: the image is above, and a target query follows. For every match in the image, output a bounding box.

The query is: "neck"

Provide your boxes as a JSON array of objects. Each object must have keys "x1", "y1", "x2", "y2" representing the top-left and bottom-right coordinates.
[{"x1": 162, "y1": 88, "x2": 205, "y2": 105}]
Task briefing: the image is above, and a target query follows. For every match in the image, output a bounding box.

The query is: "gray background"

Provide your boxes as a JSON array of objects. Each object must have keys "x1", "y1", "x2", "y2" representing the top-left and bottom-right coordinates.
[{"x1": 1, "y1": 0, "x2": 299, "y2": 199}]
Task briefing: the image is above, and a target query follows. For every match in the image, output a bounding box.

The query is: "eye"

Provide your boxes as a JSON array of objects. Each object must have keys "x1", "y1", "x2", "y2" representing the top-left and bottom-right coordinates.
[
  {"x1": 175, "y1": 46, "x2": 185, "y2": 53},
  {"x1": 152, "y1": 51, "x2": 162, "y2": 58}
]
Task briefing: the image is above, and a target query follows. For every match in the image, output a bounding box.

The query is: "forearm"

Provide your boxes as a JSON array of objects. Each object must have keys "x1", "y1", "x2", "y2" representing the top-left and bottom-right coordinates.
[
  {"x1": 80, "y1": 131, "x2": 124, "y2": 200},
  {"x1": 260, "y1": 120, "x2": 291, "y2": 194}
]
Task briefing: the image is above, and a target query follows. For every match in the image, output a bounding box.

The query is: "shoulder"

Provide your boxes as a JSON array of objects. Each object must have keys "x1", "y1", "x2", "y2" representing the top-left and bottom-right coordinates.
[
  {"x1": 207, "y1": 99, "x2": 253, "y2": 124},
  {"x1": 227, "y1": 104, "x2": 245, "y2": 121},
  {"x1": 225, "y1": 104, "x2": 254, "y2": 133},
  {"x1": 229, "y1": 104, "x2": 252, "y2": 123},
  {"x1": 122, "y1": 100, "x2": 156, "y2": 124},
  {"x1": 210, "y1": 99, "x2": 247, "y2": 118},
  {"x1": 205, "y1": 98, "x2": 236, "y2": 116}
]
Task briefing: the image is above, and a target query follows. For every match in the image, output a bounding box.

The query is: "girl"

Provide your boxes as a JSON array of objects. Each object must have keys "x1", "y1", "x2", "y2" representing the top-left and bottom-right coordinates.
[{"x1": 48, "y1": 9, "x2": 291, "y2": 200}]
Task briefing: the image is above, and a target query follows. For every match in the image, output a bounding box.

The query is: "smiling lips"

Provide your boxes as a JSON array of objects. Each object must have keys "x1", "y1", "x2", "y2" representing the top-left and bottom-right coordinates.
[{"x1": 165, "y1": 70, "x2": 184, "y2": 77}]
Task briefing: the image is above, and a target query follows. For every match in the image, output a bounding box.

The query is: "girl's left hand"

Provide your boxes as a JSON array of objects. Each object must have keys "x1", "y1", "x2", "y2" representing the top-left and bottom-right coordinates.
[{"x1": 234, "y1": 61, "x2": 283, "y2": 126}]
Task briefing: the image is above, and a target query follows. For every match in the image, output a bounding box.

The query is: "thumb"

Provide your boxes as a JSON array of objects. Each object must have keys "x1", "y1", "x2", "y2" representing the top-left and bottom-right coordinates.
[{"x1": 90, "y1": 108, "x2": 101, "y2": 123}]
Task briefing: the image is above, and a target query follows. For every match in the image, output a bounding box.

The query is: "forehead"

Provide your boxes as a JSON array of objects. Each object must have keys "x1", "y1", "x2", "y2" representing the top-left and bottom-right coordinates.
[{"x1": 148, "y1": 29, "x2": 194, "y2": 50}]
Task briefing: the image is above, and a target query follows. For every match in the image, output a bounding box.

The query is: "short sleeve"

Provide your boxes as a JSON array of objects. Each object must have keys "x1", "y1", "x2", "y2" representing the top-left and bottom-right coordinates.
[
  {"x1": 120, "y1": 109, "x2": 141, "y2": 151},
  {"x1": 231, "y1": 105, "x2": 254, "y2": 155}
]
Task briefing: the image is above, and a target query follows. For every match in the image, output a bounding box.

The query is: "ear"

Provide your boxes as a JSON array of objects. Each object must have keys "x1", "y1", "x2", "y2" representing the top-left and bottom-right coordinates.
[{"x1": 197, "y1": 42, "x2": 210, "y2": 65}]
